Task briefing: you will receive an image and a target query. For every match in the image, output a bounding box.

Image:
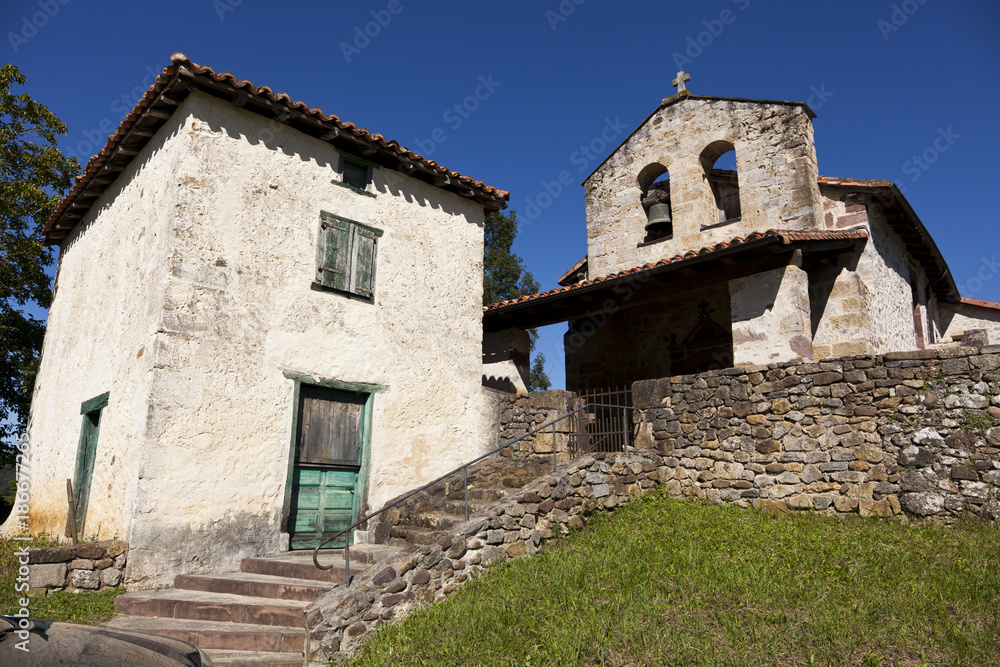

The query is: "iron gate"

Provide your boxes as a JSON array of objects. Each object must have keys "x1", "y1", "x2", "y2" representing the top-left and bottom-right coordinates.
[{"x1": 568, "y1": 385, "x2": 634, "y2": 456}]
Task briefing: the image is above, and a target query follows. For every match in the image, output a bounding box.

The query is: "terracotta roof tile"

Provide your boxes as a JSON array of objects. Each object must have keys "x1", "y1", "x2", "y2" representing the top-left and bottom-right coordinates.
[
  {"x1": 44, "y1": 53, "x2": 508, "y2": 242},
  {"x1": 485, "y1": 228, "x2": 869, "y2": 312},
  {"x1": 960, "y1": 297, "x2": 1000, "y2": 312},
  {"x1": 817, "y1": 175, "x2": 894, "y2": 189},
  {"x1": 557, "y1": 255, "x2": 588, "y2": 286}
]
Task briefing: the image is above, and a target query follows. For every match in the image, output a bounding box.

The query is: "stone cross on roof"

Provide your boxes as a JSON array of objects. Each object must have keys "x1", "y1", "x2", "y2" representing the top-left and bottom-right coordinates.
[{"x1": 672, "y1": 71, "x2": 691, "y2": 93}]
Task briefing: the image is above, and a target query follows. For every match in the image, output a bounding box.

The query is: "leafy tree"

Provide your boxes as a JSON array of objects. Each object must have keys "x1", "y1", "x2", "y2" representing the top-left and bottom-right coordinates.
[
  {"x1": 529, "y1": 353, "x2": 552, "y2": 391},
  {"x1": 483, "y1": 210, "x2": 552, "y2": 391},
  {"x1": 483, "y1": 209, "x2": 539, "y2": 305},
  {"x1": 0, "y1": 64, "x2": 78, "y2": 451}
]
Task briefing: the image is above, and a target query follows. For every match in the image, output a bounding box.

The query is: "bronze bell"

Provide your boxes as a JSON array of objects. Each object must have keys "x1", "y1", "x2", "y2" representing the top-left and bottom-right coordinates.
[{"x1": 645, "y1": 202, "x2": 672, "y2": 230}]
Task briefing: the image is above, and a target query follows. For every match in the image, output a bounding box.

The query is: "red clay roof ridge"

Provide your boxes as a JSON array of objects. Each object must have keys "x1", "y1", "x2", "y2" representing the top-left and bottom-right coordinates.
[
  {"x1": 44, "y1": 53, "x2": 508, "y2": 243},
  {"x1": 484, "y1": 228, "x2": 869, "y2": 312},
  {"x1": 960, "y1": 296, "x2": 1000, "y2": 311}
]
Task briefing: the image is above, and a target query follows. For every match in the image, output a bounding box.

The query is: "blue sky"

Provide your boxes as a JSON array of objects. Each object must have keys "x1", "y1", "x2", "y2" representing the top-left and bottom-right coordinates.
[{"x1": 4, "y1": 0, "x2": 999, "y2": 389}]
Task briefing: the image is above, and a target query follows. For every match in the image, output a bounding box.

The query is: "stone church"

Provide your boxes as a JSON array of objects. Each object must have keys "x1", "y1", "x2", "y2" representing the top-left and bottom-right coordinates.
[
  {"x1": 2, "y1": 54, "x2": 508, "y2": 588},
  {"x1": 484, "y1": 73, "x2": 1000, "y2": 391},
  {"x1": 7, "y1": 58, "x2": 1000, "y2": 592}
]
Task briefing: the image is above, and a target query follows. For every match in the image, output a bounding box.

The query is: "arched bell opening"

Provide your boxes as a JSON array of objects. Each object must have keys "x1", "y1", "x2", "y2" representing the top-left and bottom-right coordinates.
[
  {"x1": 637, "y1": 162, "x2": 672, "y2": 242},
  {"x1": 700, "y1": 141, "x2": 742, "y2": 225}
]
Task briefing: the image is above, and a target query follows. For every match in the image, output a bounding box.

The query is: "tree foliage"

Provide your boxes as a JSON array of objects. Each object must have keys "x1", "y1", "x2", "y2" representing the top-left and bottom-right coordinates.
[
  {"x1": 0, "y1": 64, "x2": 78, "y2": 446},
  {"x1": 483, "y1": 210, "x2": 539, "y2": 306},
  {"x1": 529, "y1": 354, "x2": 552, "y2": 391},
  {"x1": 483, "y1": 210, "x2": 551, "y2": 391}
]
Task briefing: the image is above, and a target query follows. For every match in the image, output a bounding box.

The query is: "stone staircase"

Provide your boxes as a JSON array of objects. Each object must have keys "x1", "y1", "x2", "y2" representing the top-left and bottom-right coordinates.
[
  {"x1": 106, "y1": 454, "x2": 554, "y2": 665},
  {"x1": 107, "y1": 546, "x2": 400, "y2": 666},
  {"x1": 376, "y1": 454, "x2": 552, "y2": 547}
]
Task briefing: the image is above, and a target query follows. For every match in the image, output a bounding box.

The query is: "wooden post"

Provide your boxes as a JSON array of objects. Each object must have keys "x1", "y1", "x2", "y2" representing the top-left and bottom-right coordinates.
[{"x1": 65, "y1": 479, "x2": 79, "y2": 545}]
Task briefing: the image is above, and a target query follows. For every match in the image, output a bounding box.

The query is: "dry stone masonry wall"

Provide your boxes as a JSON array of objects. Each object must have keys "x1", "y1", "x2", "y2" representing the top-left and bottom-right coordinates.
[
  {"x1": 632, "y1": 345, "x2": 1000, "y2": 519},
  {"x1": 306, "y1": 451, "x2": 664, "y2": 662},
  {"x1": 497, "y1": 390, "x2": 580, "y2": 462},
  {"x1": 309, "y1": 344, "x2": 998, "y2": 660},
  {"x1": 27, "y1": 540, "x2": 128, "y2": 594}
]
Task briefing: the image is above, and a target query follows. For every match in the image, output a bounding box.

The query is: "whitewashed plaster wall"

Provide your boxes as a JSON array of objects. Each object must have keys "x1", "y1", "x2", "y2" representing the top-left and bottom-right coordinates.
[
  {"x1": 729, "y1": 264, "x2": 813, "y2": 365},
  {"x1": 123, "y1": 93, "x2": 494, "y2": 587},
  {"x1": 811, "y1": 191, "x2": 942, "y2": 357},
  {"x1": 5, "y1": 92, "x2": 496, "y2": 589},
  {"x1": 583, "y1": 98, "x2": 821, "y2": 278},
  {"x1": 856, "y1": 205, "x2": 928, "y2": 353},
  {"x1": 0, "y1": 115, "x2": 189, "y2": 544},
  {"x1": 482, "y1": 328, "x2": 530, "y2": 393},
  {"x1": 942, "y1": 303, "x2": 1000, "y2": 343}
]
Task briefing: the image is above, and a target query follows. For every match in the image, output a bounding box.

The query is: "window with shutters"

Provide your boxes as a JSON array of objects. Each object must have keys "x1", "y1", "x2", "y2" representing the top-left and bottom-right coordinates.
[{"x1": 315, "y1": 211, "x2": 382, "y2": 299}]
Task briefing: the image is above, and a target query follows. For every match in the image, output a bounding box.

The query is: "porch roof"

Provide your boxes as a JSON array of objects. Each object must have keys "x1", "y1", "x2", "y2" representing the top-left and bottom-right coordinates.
[{"x1": 483, "y1": 228, "x2": 869, "y2": 332}]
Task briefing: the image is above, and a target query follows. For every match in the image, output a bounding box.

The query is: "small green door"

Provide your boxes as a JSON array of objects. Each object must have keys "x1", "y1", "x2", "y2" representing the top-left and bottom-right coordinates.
[
  {"x1": 289, "y1": 386, "x2": 366, "y2": 550},
  {"x1": 73, "y1": 392, "x2": 108, "y2": 537}
]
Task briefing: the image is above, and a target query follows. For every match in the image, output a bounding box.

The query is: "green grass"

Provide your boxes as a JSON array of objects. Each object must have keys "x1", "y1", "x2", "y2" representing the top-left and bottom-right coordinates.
[
  {"x1": 350, "y1": 492, "x2": 1000, "y2": 667},
  {"x1": 1, "y1": 537, "x2": 123, "y2": 625}
]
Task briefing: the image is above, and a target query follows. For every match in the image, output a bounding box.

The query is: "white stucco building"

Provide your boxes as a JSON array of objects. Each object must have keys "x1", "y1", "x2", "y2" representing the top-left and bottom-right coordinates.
[{"x1": 2, "y1": 54, "x2": 508, "y2": 588}]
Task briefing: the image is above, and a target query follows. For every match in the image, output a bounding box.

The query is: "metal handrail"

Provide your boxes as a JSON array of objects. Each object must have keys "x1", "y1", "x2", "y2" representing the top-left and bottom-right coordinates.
[{"x1": 312, "y1": 402, "x2": 637, "y2": 581}]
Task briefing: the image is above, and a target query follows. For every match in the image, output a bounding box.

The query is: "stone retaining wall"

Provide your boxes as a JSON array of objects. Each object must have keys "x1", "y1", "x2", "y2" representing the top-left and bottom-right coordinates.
[
  {"x1": 27, "y1": 540, "x2": 127, "y2": 594},
  {"x1": 306, "y1": 450, "x2": 663, "y2": 662},
  {"x1": 497, "y1": 389, "x2": 579, "y2": 462},
  {"x1": 632, "y1": 345, "x2": 1000, "y2": 519},
  {"x1": 309, "y1": 344, "x2": 999, "y2": 661}
]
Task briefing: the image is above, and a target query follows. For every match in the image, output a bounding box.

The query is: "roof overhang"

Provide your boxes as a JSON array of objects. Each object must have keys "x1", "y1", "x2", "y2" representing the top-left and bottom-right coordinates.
[
  {"x1": 484, "y1": 229, "x2": 868, "y2": 332},
  {"x1": 44, "y1": 53, "x2": 509, "y2": 244},
  {"x1": 960, "y1": 297, "x2": 1000, "y2": 312},
  {"x1": 817, "y1": 178, "x2": 959, "y2": 303}
]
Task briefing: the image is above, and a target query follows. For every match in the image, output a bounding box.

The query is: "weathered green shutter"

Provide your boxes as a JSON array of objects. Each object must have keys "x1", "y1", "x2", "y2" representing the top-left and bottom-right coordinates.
[
  {"x1": 351, "y1": 227, "x2": 377, "y2": 298},
  {"x1": 318, "y1": 214, "x2": 350, "y2": 291}
]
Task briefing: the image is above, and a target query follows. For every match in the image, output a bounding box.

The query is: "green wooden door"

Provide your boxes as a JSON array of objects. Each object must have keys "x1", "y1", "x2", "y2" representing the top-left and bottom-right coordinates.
[
  {"x1": 289, "y1": 386, "x2": 366, "y2": 550},
  {"x1": 73, "y1": 395, "x2": 106, "y2": 537},
  {"x1": 289, "y1": 468, "x2": 357, "y2": 549}
]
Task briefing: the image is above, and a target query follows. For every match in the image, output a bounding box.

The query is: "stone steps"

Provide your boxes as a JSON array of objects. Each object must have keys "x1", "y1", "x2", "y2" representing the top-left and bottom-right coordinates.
[
  {"x1": 433, "y1": 498, "x2": 499, "y2": 516},
  {"x1": 114, "y1": 588, "x2": 310, "y2": 627},
  {"x1": 110, "y1": 547, "x2": 403, "y2": 667},
  {"x1": 106, "y1": 457, "x2": 556, "y2": 664},
  {"x1": 378, "y1": 457, "x2": 555, "y2": 548},
  {"x1": 104, "y1": 617, "x2": 304, "y2": 653},
  {"x1": 203, "y1": 650, "x2": 304, "y2": 667},
  {"x1": 174, "y1": 572, "x2": 334, "y2": 603},
  {"x1": 240, "y1": 544, "x2": 396, "y2": 583},
  {"x1": 388, "y1": 524, "x2": 442, "y2": 545},
  {"x1": 403, "y1": 510, "x2": 468, "y2": 530}
]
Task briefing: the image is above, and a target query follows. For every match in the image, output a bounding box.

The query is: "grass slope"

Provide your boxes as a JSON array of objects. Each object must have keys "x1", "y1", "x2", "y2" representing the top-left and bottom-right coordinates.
[
  {"x1": 351, "y1": 493, "x2": 1000, "y2": 667},
  {"x1": 1, "y1": 537, "x2": 122, "y2": 625}
]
